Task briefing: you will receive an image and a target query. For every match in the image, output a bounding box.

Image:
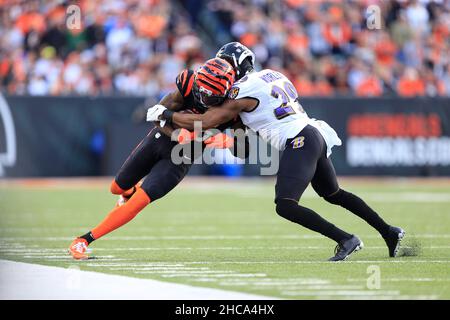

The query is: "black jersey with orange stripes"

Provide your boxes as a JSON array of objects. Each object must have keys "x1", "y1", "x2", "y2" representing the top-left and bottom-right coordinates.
[{"x1": 176, "y1": 69, "x2": 240, "y2": 131}]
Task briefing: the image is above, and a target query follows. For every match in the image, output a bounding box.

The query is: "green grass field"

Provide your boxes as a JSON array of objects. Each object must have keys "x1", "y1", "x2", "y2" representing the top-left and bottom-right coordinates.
[{"x1": 0, "y1": 178, "x2": 449, "y2": 299}]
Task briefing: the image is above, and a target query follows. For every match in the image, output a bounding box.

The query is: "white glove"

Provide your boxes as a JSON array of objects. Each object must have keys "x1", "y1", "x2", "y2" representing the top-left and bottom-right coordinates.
[{"x1": 146, "y1": 104, "x2": 167, "y2": 126}]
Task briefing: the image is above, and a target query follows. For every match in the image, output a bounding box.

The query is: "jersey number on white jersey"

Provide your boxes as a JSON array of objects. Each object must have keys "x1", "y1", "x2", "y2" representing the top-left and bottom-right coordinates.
[{"x1": 271, "y1": 81, "x2": 305, "y2": 120}]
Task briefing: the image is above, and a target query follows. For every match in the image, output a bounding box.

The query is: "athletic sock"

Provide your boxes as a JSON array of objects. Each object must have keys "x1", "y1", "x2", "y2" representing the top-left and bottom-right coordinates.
[
  {"x1": 79, "y1": 232, "x2": 95, "y2": 244},
  {"x1": 110, "y1": 179, "x2": 138, "y2": 197},
  {"x1": 91, "y1": 188, "x2": 151, "y2": 240},
  {"x1": 276, "y1": 199, "x2": 352, "y2": 243},
  {"x1": 325, "y1": 189, "x2": 390, "y2": 238}
]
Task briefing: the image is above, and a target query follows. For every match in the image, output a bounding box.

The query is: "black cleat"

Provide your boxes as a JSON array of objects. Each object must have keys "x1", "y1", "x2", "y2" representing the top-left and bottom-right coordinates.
[
  {"x1": 383, "y1": 226, "x2": 405, "y2": 257},
  {"x1": 328, "y1": 235, "x2": 363, "y2": 262}
]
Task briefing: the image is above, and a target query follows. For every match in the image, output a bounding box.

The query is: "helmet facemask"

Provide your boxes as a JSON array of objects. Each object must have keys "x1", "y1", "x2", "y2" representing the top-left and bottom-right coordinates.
[
  {"x1": 192, "y1": 57, "x2": 235, "y2": 108},
  {"x1": 193, "y1": 77, "x2": 226, "y2": 108}
]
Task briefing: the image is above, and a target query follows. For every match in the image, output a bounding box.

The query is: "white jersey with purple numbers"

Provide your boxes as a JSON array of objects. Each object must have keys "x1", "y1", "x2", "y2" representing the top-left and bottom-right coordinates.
[{"x1": 228, "y1": 69, "x2": 342, "y2": 155}]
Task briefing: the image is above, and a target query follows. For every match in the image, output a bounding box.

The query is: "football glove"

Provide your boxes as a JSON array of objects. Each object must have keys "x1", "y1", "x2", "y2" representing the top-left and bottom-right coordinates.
[
  {"x1": 177, "y1": 128, "x2": 196, "y2": 144},
  {"x1": 204, "y1": 133, "x2": 234, "y2": 149},
  {"x1": 146, "y1": 104, "x2": 167, "y2": 126}
]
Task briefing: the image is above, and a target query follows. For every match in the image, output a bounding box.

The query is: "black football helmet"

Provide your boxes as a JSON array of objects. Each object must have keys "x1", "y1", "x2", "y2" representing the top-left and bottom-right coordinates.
[{"x1": 216, "y1": 42, "x2": 255, "y2": 80}]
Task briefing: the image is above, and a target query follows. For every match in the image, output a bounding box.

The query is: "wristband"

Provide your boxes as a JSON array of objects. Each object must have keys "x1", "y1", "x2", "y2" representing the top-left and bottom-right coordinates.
[{"x1": 161, "y1": 109, "x2": 174, "y2": 124}]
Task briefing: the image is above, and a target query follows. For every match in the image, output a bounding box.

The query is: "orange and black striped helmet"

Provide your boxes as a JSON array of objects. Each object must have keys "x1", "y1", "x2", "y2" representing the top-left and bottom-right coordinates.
[{"x1": 193, "y1": 58, "x2": 236, "y2": 107}]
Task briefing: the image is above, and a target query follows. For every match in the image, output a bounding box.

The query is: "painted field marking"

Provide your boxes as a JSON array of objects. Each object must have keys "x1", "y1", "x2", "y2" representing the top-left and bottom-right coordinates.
[
  {"x1": 277, "y1": 291, "x2": 438, "y2": 300},
  {"x1": 1, "y1": 233, "x2": 449, "y2": 241},
  {"x1": 219, "y1": 278, "x2": 330, "y2": 285},
  {"x1": 22, "y1": 255, "x2": 74, "y2": 259},
  {"x1": 136, "y1": 270, "x2": 236, "y2": 275},
  {"x1": 347, "y1": 277, "x2": 450, "y2": 282},
  {"x1": 281, "y1": 290, "x2": 401, "y2": 296},
  {"x1": 109, "y1": 266, "x2": 203, "y2": 271},
  {"x1": 6, "y1": 254, "x2": 448, "y2": 265},
  {"x1": 0, "y1": 259, "x2": 275, "y2": 300},
  {"x1": 2, "y1": 241, "x2": 446, "y2": 300},
  {"x1": 3, "y1": 250, "x2": 444, "y2": 299},
  {"x1": 219, "y1": 281, "x2": 365, "y2": 290},
  {"x1": 161, "y1": 273, "x2": 267, "y2": 278},
  {"x1": 1, "y1": 245, "x2": 448, "y2": 253},
  {"x1": 70, "y1": 260, "x2": 450, "y2": 268}
]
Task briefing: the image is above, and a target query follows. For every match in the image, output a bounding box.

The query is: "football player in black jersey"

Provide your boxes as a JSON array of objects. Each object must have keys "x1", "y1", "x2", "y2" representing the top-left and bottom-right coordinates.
[
  {"x1": 68, "y1": 58, "x2": 246, "y2": 260},
  {"x1": 151, "y1": 42, "x2": 405, "y2": 262}
]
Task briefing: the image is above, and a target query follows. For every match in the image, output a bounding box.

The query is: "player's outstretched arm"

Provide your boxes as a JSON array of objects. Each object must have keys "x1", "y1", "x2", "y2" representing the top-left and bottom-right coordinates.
[{"x1": 169, "y1": 98, "x2": 257, "y2": 131}]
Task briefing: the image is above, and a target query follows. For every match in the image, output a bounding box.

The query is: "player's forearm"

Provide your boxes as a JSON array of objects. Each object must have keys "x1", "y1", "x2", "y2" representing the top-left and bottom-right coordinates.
[
  {"x1": 158, "y1": 91, "x2": 183, "y2": 111},
  {"x1": 172, "y1": 113, "x2": 217, "y2": 131}
]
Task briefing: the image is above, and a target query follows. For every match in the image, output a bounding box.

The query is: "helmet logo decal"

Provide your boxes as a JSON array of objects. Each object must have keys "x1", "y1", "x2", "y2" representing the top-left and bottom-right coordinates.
[{"x1": 199, "y1": 86, "x2": 213, "y2": 96}]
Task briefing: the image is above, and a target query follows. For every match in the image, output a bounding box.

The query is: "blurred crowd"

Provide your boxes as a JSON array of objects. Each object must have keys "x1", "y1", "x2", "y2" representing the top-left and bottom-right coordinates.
[
  {"x1": 209, "y1": 0, "x2": 450, "y2": 97},
  {"x1": 0, "y1": 0, "x2": 449, "y2": 97},
  {"x1": 0, "y1": 0, "x2": 204, "y2": 97}
]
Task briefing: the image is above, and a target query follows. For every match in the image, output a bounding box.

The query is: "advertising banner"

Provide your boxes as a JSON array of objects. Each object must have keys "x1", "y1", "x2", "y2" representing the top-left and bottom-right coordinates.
[{"x1": 1, "y1": 96, "x2": 449, "y2": 177}]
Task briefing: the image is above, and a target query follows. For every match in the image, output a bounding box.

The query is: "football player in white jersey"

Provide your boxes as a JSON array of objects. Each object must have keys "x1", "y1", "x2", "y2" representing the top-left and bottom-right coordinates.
[{"x1": 148, "y1": 42, "x2": 405, "y2": 261}]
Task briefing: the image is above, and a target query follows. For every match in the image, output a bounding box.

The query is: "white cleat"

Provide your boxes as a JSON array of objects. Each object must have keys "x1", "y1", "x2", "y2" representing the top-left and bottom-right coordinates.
[{"x1": 115, "y1": 194, "x2": 128, "y2": 207}]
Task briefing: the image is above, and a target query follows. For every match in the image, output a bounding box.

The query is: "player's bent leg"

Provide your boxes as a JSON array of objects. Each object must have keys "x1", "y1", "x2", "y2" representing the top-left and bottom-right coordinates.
[
  {"x1": 310, "y1": 152, "x2": 340, "y2": 198},
  {"x1": 111, "y1": 153, "x2": 191, "y2": 206},
  {"x1": 140, "y1": 159, "x2": 191, "y2": 203},
  {"x1": 110, "y1": 179, "x2": 142, "y2": 207},
  {"x1": 113, "y1": 127, "x2": 161, "y2": 193},
  {"x1": 109, "y1": 128, "x2": 162, "y2": 207},
  {"x1": 311, "y1": 155, "x2": 386, "y2": 235},
  {"x1": 68, "y1": 129, "x2": 179, "y2": 260},
  {"x1": 274, "y1": 126, "x2": 359, "y2": 261},
  {"x1": 68, "y1": 188, "x2": 151, "y2": 260},
  {"x1": 323, "y1": 190, "x2": 404, "y2": 257},
  {"x1": 323, "y1": 189, "x2": 391, "y2": 237},
  {"x1": 110, "y1": 179, "x2": 127, "y2": 195},
  {"x1": 91, "y1": 188, "x2": 151, "y2": 239},
  {"x1": 276, "y1": 198, "x2": 353, "y2": 244},
  {"x1": 312, "y1": 155, "x2": 405, "y2": 257}
]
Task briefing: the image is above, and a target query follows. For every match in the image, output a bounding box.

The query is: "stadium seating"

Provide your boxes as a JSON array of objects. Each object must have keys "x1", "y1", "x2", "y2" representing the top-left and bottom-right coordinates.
[{"x1": 0, "y1": 0, "x2": 449, "y2": 97}]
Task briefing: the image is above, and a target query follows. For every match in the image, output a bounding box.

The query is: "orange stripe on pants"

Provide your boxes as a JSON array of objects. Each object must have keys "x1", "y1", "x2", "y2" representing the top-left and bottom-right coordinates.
[{"x1": 110, "y1": 179, "x2": 136, "y2": 197}]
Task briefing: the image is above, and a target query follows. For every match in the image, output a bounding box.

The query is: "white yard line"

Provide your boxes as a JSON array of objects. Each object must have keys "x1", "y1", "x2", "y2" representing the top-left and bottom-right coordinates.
[
  {"x1": 81, "y1": 260, "x2": 450, "y2": 268},
  {"x1": 0, "y1": 259, "x2": 276, "y2": 300},
  {"x1": 14, "y1": 245, "x2": 450, "y2": 251},
  {"x1": 0, "y1": 245, "x2": 447, "y2": 256},
  {"x1": 180, "y1": 260, "x2": 450, "y2": 265},
  {"x1": 281, "y1": 290, "x2": 400, "y2": 296},
  {"x1": 347, "y1": 278, "x2": 450, "y2": 282},
  {"x1": 1, "y1": 234, "x2": 449, "y2": 241}
]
